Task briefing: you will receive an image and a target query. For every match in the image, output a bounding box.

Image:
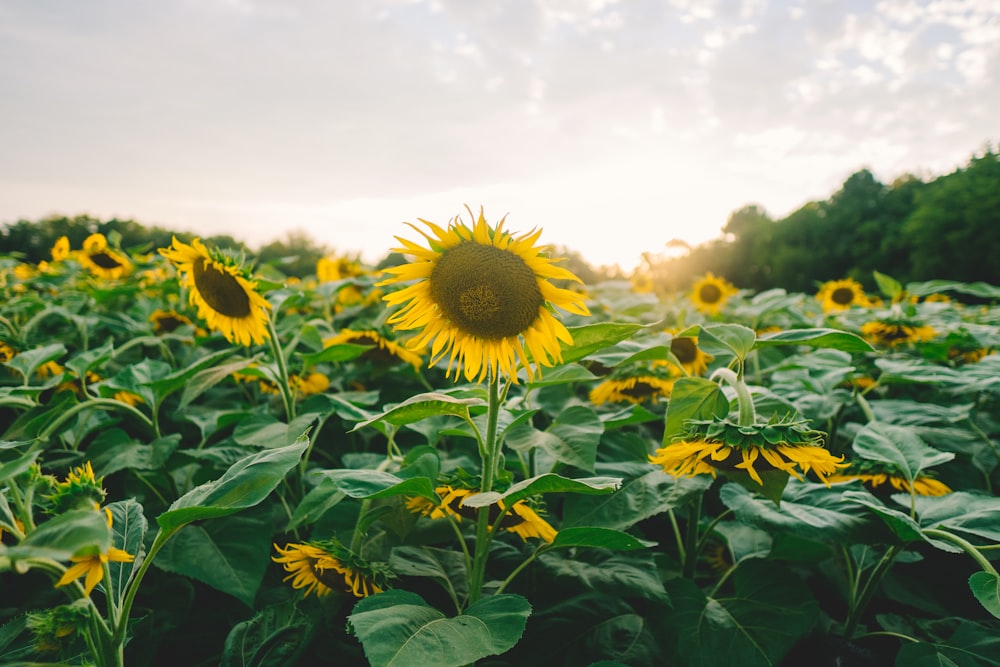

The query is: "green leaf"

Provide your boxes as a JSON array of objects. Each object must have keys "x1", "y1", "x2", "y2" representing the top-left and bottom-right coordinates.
[
  {"x1": 178, "y1": 355, "x2": 258, "y2": 411},
  {"x1": 852, "y1": 422, "x2": 954, "y2": 485},
  {"x1": 351, "y1": 392, "x2": 483, "y2": 432},
  {"x1": 2, "y1": 342, "x2": 65, "y2": 381},
  {"x1": 157, "y1": 437, "x2": 309, "y2": 534},
  {"x1": 559, "y1": 322, "x2": 647, "y2": 364},
  {"x1": 544, "y1": 405, "x2": 604, "y2": 472},
  {"x1": 873, "y1": 270, "x2": 903, "y2": 300},
  {"x1": 147, "y1": 347, "x2": 240, "y2": 401},
  {"x1": 460, "y1": 473, "x2": 620, "y2": 508},
  {"x1": 221, "y1": 601, "x2": 312, "y2": 667},
  {"x1": 549, "y1": 527, "x2": 656, "y2": 551},
  {"x1": 563, "y1": 469, "x2": 711, "y2": 531},
  {"x1": 968, "y1": 571, "x2": 1000, "y2": 619},
  {"x1": 65, "y1": 339, "x2": 115, "y2": 380},
  {"x1": 106, "y1": 499, "x2": 147, "y2": 609},
  {"x1": 232, "y1": 412, "x2": 320, "y2": 448},
  {"x1": 913, "y1": 492, "x2": 1000, "y2": 542},
  {"x1": 390, "y1": 546, "x2": 469, "y2": 607},
  {"x1": 720, "y1": 482, "x2": 884, "y2": 544},
  {"x1": 0, "y1": 449, "x2": 40, "y2": 484},
  {"x1": 538, "y1": 552, "x2": 668, "y2": 602},
  {"x1": 842, "y1": 490, "x2": 925, "y2": 543},
  {"x1": 319, "y1": 469, "x2": 438, "y2": 501},
  {"x1": 298, "y1": 342, "x2": 371, "y2": 366},
  {"x1": 155, "y1": 510, "x2": 271, "y2": 607},
  {"x1": 525, "y1": 362, "x2": 598, "y2": 387},
  {"x1": 754, "y1": 328, "x2": 874, "y2": 353},
  {"x1": 906, "y1": 279, "x2": 1000, "y2": 300},
  {"x1": 697, "y1": 323, "x2": 758, "y2": 361},
  {"x1": 348, "y1": 590, "x2": 531, "y2": 667},
  {"x1": 894, "y1": 642, "x2": 962, "y2": 667},
  {"x1": 1, "y1": 509, "x2": 110, "y2": 564},
  {"x1": 663, "y1": 377, "x2": 730, "y2": 445},
  {"x1": 287, "y1": 477, "x2": 346, "y2": 530},
  {"x1": 667, "y1": 560, "x2": 819, "y2": 667}
]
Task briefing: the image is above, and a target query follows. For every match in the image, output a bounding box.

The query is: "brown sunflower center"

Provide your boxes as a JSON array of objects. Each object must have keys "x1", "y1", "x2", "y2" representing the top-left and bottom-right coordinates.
[
  {"x1": 89, "y1": 252, "x2": 124, "y2": 270},
  {"x1": 621, "y1": 380, "x2": 655, "y2": 398},
  {"x1": 699, "y1": 283, "x2": 722, "y2": 303},
  {"x1": 429, "y1": 241, "x2": 543, "y2": 339},
  {"x1": 310, "y1": 560, "x2": 346, "y2": 589},
  {"x1": 831, "y1": 287, "x2": 856, "y2": 305},
  {"x1": 670, "y1": 337, "x2": 697, "y2": 363},
  {"x1": 192, "y1": 258, "x2": 252, "y2": 318},
  {"x1": 154, "y1": 314, "x2": 188, "y2": 332}
]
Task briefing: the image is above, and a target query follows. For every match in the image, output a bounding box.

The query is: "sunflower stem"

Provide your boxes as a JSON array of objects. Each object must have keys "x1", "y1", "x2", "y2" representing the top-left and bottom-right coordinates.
[
  {"x1": 710, "y1": 367, "x2": 756, "y2": 427},
  {"x1": 682, "y1": 495, "x2": 702, "y2": 579},
  {"x1": 495, "y1": 544, "x2": 545, "y2": 596},
  {"x1": 843, "y1": 544, "x2": 900, "y2": 640},
  {"x1": 468, "y1": 373, "x2": 503, "y2": 605},
  {"x1": 923, "y1": 528, "x2": 999, "y2": 576},
  {"x1": 112, "y1": 526, "x2": 178, "y2": 648},
  {"x1": 265, "y1": 314, "x2": 295, "y2": 422}
]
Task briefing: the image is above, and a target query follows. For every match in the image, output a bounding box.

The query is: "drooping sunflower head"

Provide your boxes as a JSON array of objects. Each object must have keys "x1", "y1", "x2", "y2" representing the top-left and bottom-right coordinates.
[
  {"x1": 378, "y1": 206, "x2": 590, "y2": 383},
  {"x1": 45, "y1": 462, "x2": 107, "y2": 515},
  {"x1": 860, "y1": 320, "x2": 936, "y2": 348},
  {"x1": 77, "y1": 233, "x2": 132, "y2": 280},
  {"x1": 51, "y1": 236, "x2": 71, "y2": 263},
  {"x1": 272, "y1": 540, "x2": 391, "y2": 599},
  {"x1": 689, "y1": 272, "x2": 737, "y2": 315},
  {"x1": 816, "y1": 278, "x2": 870, "y2": 313},
  {"x1": 827, "y1": 460, "x2": 952, "y2": 496},
  {"x1": 589, "y1": 372, "x2": 676, "y2": 405},
  {"x1": 159, "y1": 237, "x2": 272, "y2": 346}
]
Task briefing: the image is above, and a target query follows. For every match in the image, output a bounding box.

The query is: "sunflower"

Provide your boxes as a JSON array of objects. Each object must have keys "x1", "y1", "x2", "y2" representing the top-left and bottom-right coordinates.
[
  {"x1": 272, "y1": 541, "x2": 389, "y2": 599},
  {"x1": 816, "y1": 278, "x2": 871, "y2": 312},
  {"x1": 406, "y1": 485, "x2": 557, "y2": 542},
  {"x1": 291, "y1": 371, "x2": 330, "y2": 398},
  {"x1": 159, "y1": 237, "x2": 271, "y2": 346},
  {"x1": 323, "y1": 328, "x2": 424, "y2": 369},
  {"x1": 664, "y1": 331, "x2": 713, "y2": 376},
  {"x1": 689, "y1": 272, "x2": 737, "y2": 315},
  {"x1": 828, "y1": 470, "x2": 951, "y2": 496},
  {"x1": 51, "y1": 236, "x2": 70, "y2": 262},
  {"x1": 317, "y1": 255, "x2": 364, "y2": 283},
  {"x1": 405, "y1": 485, "x2": 475, "y2": 521},
  {"x1": 378, "y1": 206, "x2": 590, "y2": 383},
  {"x1": 630, "y1": 271, "x2": 654, "y2": 294},
  {"x1": 77, "y1": 233, "x2": 131, "y2": 280},
  {"x1": 501, "y1": 499, "x2": 557, "y2": 543},
  {"x1": 55, "y1": 508, "x2": 135, "y2": 597},
  {"x1": 149, "y1": 309, "x2": 195, "y2": 334},
  {"x1": 589, "y1": 374, "x2": 676, "y2": 405},
  {"x1": 860, "y1": 320, "x2": 936, "y2": 348},
  {"x1": 46, "y1": 462, "x2": 106, "y2": 514},
  {"x1": 650, "y1": 416, "x2": 847, "y2": 486},
  {"x1": 0, "y1": 341, "x2": 16, "y2": 364}
]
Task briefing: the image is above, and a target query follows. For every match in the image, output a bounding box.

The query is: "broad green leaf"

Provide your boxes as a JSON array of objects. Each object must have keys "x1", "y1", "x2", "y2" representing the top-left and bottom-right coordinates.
[
  {"x1": 221, "y1": 601, "x2": 312, "y2": 667},
  {"x1": 875, "y1": 358, "x2": 965, "y2": 387},
  {"x1": 698, "y1": 323, "x2": 758, "y2": 361},
  {"x1": 842, "y1": 490, "x2": 925, "y2": 543},
  {"x1": 390, "y1": 546, "x2": 469, "y2": 607},
  {"x1": 559, "y1": 322, "x2": 647, "y2": 364},
  {"x1": 0, "y1": 449, "x2": 39, "y2": 484},
  {"x1": 913, "y1": 492, "x2": 1000, "y2": 542},
  {"x1": 351, "y1": 392, "x2": 483, "y2": 431},
  {"x1": 287, "y1": 477, "x2": 346, "y2": 530},
  {"x1": 106, "y1": 499, "x2": 147, "y2": 609},
  {"x1": 147, "y1": 347, "x2": 240, "y2": 400},
  {"x1": 2, "y1": 342, "x2": 65, "y2": 381},
  {"x1": 906, "y1": 279, "x2": 1000, "y2": 299},
  {"x1": 894, "y1": 642, "x2": 962, "y2": 667},
  {"x1": 968, "y1": 571, "x2": 1000, "y2": 619},
  {"x1": 667, "y1": 560, "x2": 818, "y2": 667},
  {"x1": 232, "y1": 411, "x2": 320, "y2": 448},
  {"x1": 1, "y1": 509, "x2": 110, "y2": 564},
  {"x1": 544, "y1": 405, "x2": 604, "y2": 472},
  {"x1": 65, "y1": 339, "x2": 115, "y2": 380},
  {"x1": 155, "y1": 510, "x2": 271, "y2": 607},
  {"x1": 720, "y1": 468, "x2": 790, "y2": 507},
  {"x1": 720, "y1": 481, "x2": 884, "y2": 544},
  {"x1": 538, "y1": 552, "x2": 668, "y2": 602},
  {"x1": 178, "y1": 355, "x2": 258, "y2": 411},
  {"x1": 873, "y1": 270, "x2": 903, "y2": 300},
  {"x1": 319, "y1": 469, "x2": 437, "y2": 501},
  {"x1": 852, "y1": 422, "x2": 954, "y2": 484},
  {"x1": 755, "y1": 328, "x2": 874, "y2": 353},
  {"x1": 157, "y1": 437, "x2": 308, "y2": 533},
  {"x1": 713, "y1": 521, "x2": 773, "y2": 563},
  {"x1": 663, "y1": 377, "x2": 730, "y2": 445},
  {"x1": 525, "y1": 362, "x2": 598, "y2": 387},
  {"x1": 894, "y1": 619, "x2": 1000, "y2": 667},
  {"x1": 563, "y1": 469, "x2": 711, "y2": 530},
  {"x1": 298, "y1": 342, "x2": 371, "y2": 366},
  {"x1": 348, "y1": 590, "x2": 531, "y2": 667},
  {"x1": 460, "y1": 473, "x2": 620, "y2": 508},
  {"x1": 549, "y1": 527, "x2": 656, "y2": 551}
]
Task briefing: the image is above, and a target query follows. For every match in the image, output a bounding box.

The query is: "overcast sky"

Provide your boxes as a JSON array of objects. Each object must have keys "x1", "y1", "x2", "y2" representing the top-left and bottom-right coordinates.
[{"x1": 1, "y1": 0, "x2": 998, "y2": 270}]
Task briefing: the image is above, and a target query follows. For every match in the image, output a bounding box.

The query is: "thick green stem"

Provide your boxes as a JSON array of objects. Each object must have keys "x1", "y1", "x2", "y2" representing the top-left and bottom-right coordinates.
[
  {"x1": 495, "y1": 545, "x2": 545, "y2": 595},
  {"x1": 112, "y1": 526, "x2": 178, "y2": 647},
  {"x1": 710, "y1": 367, "x2": 755, "y2": 426},
  {"x1": 923, "y1": 529, "x2": 999, "y2": 575},
  {"x1": 265, "y1": 315, "x2": 295, "y2": 422},
  {"x1": 468, "y1": 374, "x2": 502, "y2": 604},
  {"x1": 843, "y1": 545, "x2": 901, "y2": 640}
]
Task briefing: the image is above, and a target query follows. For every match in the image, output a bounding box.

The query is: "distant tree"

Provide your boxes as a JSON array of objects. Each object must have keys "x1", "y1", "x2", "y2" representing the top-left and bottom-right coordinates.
[{"x1": 253, "y1": 228, "x2": 329, "y2": 278}]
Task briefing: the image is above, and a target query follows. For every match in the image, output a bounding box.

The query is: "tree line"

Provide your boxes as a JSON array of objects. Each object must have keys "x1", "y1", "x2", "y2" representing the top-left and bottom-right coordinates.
[{"x1": 2, "y1": 144, "x2": 997, "y2": 292}]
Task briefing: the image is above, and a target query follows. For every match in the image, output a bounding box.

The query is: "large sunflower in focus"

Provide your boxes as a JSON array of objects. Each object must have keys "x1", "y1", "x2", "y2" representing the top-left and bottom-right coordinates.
[
  {"x1": 689, "y1": 272, "x2": 737, "y2": 315},
  {"x1": 378, "y1": 207, "x2": 590, "y2": 383},
  {"x1": 77, "y1": 233, "x2": 132, "y2": 279},
  {"x1": 159, "y1": 237, "x2": 271, "y2": 346}
]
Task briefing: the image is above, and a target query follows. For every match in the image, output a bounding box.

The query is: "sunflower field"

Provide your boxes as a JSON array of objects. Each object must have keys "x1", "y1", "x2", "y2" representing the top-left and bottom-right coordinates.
[{"x1": 2, "y1": 210, "x2": 999, "y2": 667}]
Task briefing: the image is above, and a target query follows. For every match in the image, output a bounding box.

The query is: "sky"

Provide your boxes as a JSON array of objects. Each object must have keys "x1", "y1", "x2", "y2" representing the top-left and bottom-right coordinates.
[{"x1": 1, "y1": 0, "x2": 998, "y2": 272}]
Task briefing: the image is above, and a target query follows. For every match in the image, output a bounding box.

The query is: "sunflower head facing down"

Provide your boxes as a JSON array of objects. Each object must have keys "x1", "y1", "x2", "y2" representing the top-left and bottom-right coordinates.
[
  {"x1": 272, "y1": 540, "x2": 391, "y2": 599},
  {"x1": 159, "y1": 237, "x2": 271, "y2": 346},
  {"x1": 378, "y1": 207, "x2": 590, "y2": 383},
  {"x1": 689, "y1": 272, "x2": 738, "y2": 315}
]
